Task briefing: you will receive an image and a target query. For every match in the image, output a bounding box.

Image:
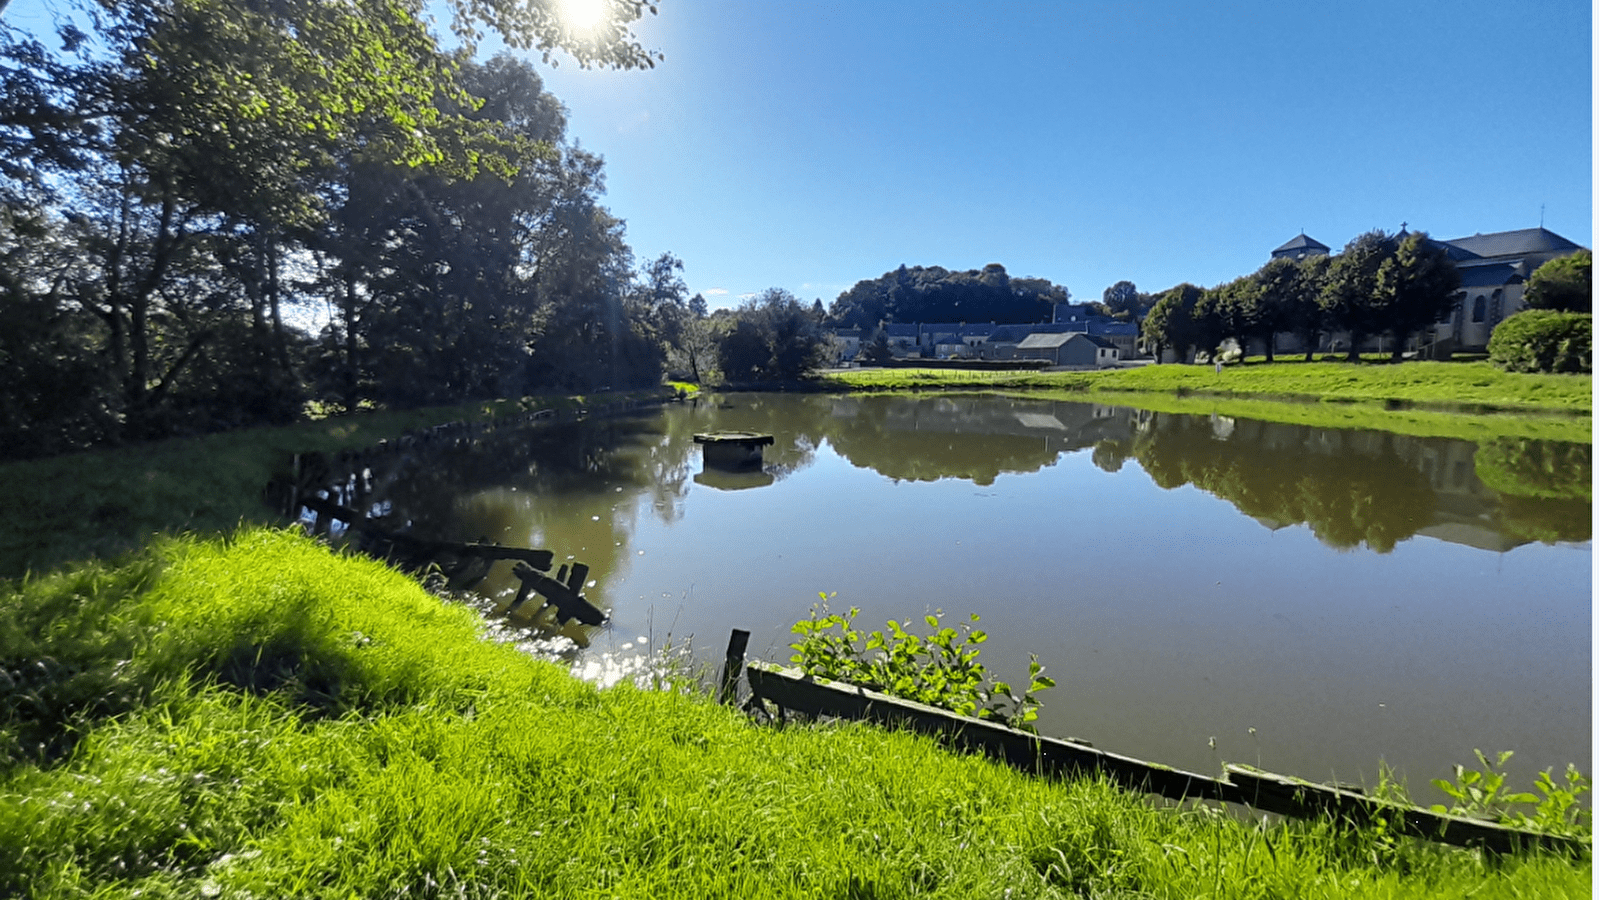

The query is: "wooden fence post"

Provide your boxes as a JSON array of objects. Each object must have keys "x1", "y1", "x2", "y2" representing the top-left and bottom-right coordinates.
[{"x1": 717, "y1": 629, "x2": 750, "y2": 706}]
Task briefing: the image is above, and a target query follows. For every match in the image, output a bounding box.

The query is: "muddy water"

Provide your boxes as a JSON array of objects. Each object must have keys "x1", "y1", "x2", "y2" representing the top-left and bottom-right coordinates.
[{"x1": 366, "y1": 393, "x2": 1591, "y2": 800}]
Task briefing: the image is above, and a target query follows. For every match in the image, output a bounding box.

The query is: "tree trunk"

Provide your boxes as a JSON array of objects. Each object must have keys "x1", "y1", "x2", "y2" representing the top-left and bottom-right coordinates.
[
  {"x1": 266, "y1": 233, "x2": 289, "y2": 373},
  {"x1": 342, "y1": 271, "x2": 360, "y2": 411},
  {"x1": 1345, "y1": 330, "x2": 1362, "y2": 362}
]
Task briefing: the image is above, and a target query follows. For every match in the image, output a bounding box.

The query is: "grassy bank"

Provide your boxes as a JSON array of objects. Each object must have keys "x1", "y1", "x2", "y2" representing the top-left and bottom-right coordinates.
[
  {"x1": 0, "y1": 389, "x2": 674, "y2": 579},
  {"x1": 821, "y1": 361, "x2": 1592, "y2": 441},
  {"x1": 2, "y1": 528, "x2": 1588, "y2": 898}
]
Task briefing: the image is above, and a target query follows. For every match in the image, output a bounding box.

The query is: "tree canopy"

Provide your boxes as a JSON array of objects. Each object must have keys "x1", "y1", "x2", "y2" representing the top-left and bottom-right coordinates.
[
  {"x1": 1144, "y1": 230, "x2": 1463, "y2": 365},
  {"x1": 718, "y1": 288, "x2": 828, "y2": 382},
  {"x1": 0, "y1": 0, "x2": 673, "y2": 458},
  {"x1": 1524, "y1": 249, "x2": 1592, "y2": 313},
  {"x1": 827, "y1": 263, "x2": 1069, "y2": 328}
]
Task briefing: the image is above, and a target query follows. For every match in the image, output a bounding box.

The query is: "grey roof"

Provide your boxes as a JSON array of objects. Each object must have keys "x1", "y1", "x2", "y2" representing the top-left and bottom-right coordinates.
[
  {"x1": 1273, "y1": 233, "x2": 1330, "y2": 254},
  {"x1": 1455, "y1": 262, "x2": 1525, "y2": 289},
  {"x1": 1016, "y1": 332, "x2": 1117, "y2": 351},
  {"x1": 1439, "y1": 228, "x2": 1584, "y2": 261},
  {"x1": 988, "y1": 323, "x2": 1068, "y2": 342},
  {"x1": 1017, "y1": 333, "x2": 1073, "y2": 350},
  {"x1": 1075, "y1": 333, "x2": 1118, "y2": 349},
  {"x1": 884, "y1": 324, "x2": 920, "y2": 337}
]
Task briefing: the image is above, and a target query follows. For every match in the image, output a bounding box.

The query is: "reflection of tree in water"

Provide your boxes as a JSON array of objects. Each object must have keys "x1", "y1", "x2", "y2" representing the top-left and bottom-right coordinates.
[
  {"x1": 1474, "y1": 439, "x2": 1591, "y2": 503},
  {"x1": 1128, "y1": 414, "x2": 1437, "y2": 552},
  {"x1": 1092, "y1": 439, "x2": 1131, "y2": 473},
  {"x1": 823, "y1": 395, "x2": 1097, "y2": 486},
  {"x1": 1122, "y1": 414, "x2": 1591, "y2": 551},
  {"x1": 666, "y1": 393, "x2": 1133, "y2": 486},
  {"x1": 360, "y1": 413, "x2": 701, "y2": 645},
  {"x1": 1476, "y1": 437, "x2": 1591, "y2": 544}
]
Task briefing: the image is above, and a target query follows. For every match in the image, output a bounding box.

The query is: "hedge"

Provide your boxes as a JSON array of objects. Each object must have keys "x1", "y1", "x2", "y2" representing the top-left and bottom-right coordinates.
[{"x1": 1486, "y1": 310, "x2": 1591, "y2": 374}]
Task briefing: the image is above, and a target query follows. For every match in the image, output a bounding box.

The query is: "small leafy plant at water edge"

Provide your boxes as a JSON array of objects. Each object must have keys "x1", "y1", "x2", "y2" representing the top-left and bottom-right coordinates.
[
  {"x1": 1430, "y1": 749, "x2": 1591, "y2": 837},
  {"x1": 789, "y1": 596, "x2": 1056, "y2": 732}
]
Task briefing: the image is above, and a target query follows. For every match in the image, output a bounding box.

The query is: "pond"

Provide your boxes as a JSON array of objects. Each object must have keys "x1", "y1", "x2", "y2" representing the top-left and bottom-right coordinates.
[{"x1": 355, "y1": 392, "x2": 1592, "y2": 799}]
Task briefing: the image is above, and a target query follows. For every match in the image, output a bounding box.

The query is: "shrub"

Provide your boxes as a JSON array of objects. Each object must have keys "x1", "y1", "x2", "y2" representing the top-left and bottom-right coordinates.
[
  {"x1": 1487, "y1": 310, "x2": 1591, "y2": 373},
  {"x1": 1525, "y1": 250, "x2": 1592, "y2": 313}
]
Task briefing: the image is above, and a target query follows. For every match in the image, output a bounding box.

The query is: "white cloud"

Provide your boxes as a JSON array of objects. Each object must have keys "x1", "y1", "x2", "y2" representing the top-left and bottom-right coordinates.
[{"x1": 704, "y1": 288, "x2": 729, "y2": 296}]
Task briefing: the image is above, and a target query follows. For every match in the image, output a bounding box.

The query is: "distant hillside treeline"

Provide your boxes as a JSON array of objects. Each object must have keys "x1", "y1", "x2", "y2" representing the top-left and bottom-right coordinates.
[{"x1": 828, "y1": 263, "x2": 1070, "y2": 328}]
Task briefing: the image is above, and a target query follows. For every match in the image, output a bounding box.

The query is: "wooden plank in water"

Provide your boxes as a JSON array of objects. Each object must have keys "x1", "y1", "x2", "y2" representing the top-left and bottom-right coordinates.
[
  {"x1": 744, "y1": 661, "x2": 1242, "y2": 805},
  {"x1": 298, "y1": 495, "x2": 554, "y2": 568},
  {"x1": 1225, "y1": 765, "x2": 1589, "y2": 856},
  {"x1": 512, "y1": 562, "x2": 606, "y2": 627}
]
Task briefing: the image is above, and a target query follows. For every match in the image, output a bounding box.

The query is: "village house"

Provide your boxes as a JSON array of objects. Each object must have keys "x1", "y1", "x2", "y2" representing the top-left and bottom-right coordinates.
[{"x1": 1015, "y1": 332, "x2": 1121, "y2": 368}]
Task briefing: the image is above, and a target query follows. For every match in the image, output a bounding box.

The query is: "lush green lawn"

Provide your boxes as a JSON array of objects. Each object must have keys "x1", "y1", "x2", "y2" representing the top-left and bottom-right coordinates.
[
  {"x1": 824, "y1": 360, "x2": 1592, "y2": 415},
  {"x1": 2, "y1": 529, "x2": 1588, "y2": 899}
]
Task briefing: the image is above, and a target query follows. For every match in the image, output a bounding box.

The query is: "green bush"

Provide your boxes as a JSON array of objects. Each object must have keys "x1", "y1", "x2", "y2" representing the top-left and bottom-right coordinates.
[{"x1": 1487, "y1": 310, "x2": 1591, "y2": 373}]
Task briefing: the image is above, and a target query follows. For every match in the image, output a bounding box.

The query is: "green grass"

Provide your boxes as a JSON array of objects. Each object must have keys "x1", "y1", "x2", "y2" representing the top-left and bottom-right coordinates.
[
  {"x1": 0, "y1": 389, "x2": 675, "y2": 579},
  {"x1": 824, "y1": 360, "x2": 1591, "y2": 411},
  {"x1": 0, "y1": 529, "x2": 1590, "y2": 898}
]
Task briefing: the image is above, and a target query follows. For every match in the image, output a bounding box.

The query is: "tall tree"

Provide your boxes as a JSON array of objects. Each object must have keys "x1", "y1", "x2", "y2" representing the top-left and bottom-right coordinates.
[
  {"x1": 1102, "y1": 280, "x2": 1141, "y2": 319},
  {"x1": 1373, "y1": 232, "x2": 1461, "y2": 361},
  {"x1": 1254, "y1": 255, "x2": 1325, "y2": 362},
  {"x1": 1319, "y1": 230, "x2": 1396, "y2": 361},
  {"x1": 0, "y1": 0, "x2": 663, "y2": 454},
  {"x1": 718, "y1": 288, "x2": 826, "y2": 381},
  {"x1": 1143, "y1": 283, "x2": 1204, "y2": 363}
]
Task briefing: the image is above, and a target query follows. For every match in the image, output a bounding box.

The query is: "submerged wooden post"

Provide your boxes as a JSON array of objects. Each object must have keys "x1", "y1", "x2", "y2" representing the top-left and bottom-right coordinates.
[
  {"x1": 504, "y1": 578, "x2": 537, "y2": 615},
  {"x1": 717, "y1": 629, "x2": 751, "y2": 706},
  {"x1": 511, "y1": 562, "x2": 606, "y2": 627}
]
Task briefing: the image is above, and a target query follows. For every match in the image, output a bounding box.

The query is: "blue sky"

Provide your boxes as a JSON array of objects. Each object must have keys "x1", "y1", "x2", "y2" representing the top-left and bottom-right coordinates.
[
  {"x1": 6, "y1": 0, "x2": 1591, "y2": 311},
  {"x1": 534, "y1": 0, "x2": 1593, "y2": 310}
]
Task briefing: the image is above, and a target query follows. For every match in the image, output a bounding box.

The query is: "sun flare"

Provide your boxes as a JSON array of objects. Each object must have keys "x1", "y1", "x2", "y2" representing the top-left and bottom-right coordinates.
[{"x1": 557, "y1": 0, "x2": 608, "y2": 33}]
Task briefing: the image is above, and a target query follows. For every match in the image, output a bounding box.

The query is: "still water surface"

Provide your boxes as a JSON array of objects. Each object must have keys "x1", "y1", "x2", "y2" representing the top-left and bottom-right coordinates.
[{"x1": 371, "y1": 393, "x2": 1591, "y2": 797}]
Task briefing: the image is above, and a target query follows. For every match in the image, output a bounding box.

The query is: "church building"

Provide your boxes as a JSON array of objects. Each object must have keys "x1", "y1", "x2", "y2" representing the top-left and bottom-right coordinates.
[{"x1": 1270, "y1": 226, "x2": 1587, "y2": 353}]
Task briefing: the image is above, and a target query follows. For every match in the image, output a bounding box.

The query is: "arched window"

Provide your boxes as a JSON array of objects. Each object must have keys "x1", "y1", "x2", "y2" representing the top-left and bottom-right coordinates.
[{"x1": 1472, "y1": 295, "x2": 1487, "y2": 323}]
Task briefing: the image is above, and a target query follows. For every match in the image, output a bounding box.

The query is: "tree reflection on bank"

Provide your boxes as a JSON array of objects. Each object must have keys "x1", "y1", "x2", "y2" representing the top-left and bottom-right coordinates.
[
  {"x1": 684, "y1": 393, "x2": 1589, "y2": 554},
  {"x1": 363, "y1": 395, "x2": 1589, "y2": 619}
]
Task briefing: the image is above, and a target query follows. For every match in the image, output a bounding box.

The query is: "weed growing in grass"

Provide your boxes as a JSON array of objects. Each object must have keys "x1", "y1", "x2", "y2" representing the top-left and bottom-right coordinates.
[
  {"x1": 1430, "y1": 750, "x2": 1591, "y2": 837},
  {"x1": 789, "y1": 597, "x2": 1056, "y2": 732}
]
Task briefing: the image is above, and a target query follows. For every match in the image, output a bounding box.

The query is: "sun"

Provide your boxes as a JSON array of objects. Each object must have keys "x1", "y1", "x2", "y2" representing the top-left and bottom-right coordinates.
[{"x1": 557, "y1": 0, "x2": 609, "y2": 33}]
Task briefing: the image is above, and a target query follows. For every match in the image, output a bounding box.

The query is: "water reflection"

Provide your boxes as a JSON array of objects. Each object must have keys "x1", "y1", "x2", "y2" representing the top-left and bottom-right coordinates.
[
  {"x1": 1111, "y1": 413, "x2": 1589, "y2": 551},
  {"x1": 315, "y1": 393, "x2": 1587, "y2": 793},
  {"x1": 368, "y1": 397, "x2": 1588, "y2": 621}
]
